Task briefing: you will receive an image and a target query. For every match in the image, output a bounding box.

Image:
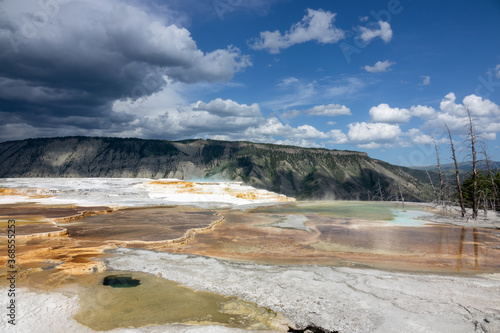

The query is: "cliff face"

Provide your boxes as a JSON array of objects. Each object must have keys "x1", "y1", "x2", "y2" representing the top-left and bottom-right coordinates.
[{"x1": 0, "y1": 137, "x2": 432, "y2": 201}]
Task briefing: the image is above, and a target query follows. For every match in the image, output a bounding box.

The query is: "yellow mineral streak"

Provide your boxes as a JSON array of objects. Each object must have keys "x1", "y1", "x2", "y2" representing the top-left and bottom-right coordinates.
[
  {"x1": 0, "y1": 188, "x2": 22, "y2": 195},
  {"x1": 149, "y1": 180, "x2": 195, "y2": 187}
]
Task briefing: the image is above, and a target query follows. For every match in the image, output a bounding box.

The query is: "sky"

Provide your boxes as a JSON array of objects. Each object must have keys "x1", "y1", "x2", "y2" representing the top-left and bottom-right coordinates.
[{"x1": 1, "y1": 0, "x2": 500, "y2": 167}]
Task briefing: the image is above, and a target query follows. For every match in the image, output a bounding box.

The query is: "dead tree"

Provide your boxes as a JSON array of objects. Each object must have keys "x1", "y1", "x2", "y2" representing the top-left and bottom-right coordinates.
[
  {"x1": 398, "y1": 185, "x2": 407, "y2": 212},
  {"x1": 481, "y1": 192, "x2": 488, "y2": 219},
  {"x1": 466, "y1": 108, "x2": 479, "y2": 219},
  {"x1": 446, "y1": 124, "x2": 466, "y2": 218},
  {"x1": 434, "y1": 140, "x2": 445, "y2": 204},
  {"x1": 425, "y1": 168, "x2": 438, "y2": 203},
  {"x1": 483, "y1": 148, "x2": 498, "y2": 212},
  {"x1": 377, "y1": 180, "x2": 384, "y2": 201}
]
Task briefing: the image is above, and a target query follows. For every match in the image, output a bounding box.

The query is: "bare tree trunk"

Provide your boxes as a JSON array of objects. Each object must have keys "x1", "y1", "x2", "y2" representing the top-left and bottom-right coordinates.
[
  {"x1": 484, "y1": 150, "x2": 498, "y2": 213},
  {"x1": 479, "y1": 192, "x2": 488, "y2": 219},
  {"x1": 425, "y1": 168, "x2": 438, "y2": 203},
  {"x1": 467, "y1": 108, "x2": 479, "y2": 219},
  {"x1": 434, "y1": 140, "x2": 444, "y2": 204},
  {"x1": 446, "y1": 124, "x2": 466, "y2": 218},
  {"x1": 377, "y1": 180, "x2": 384, "y2": 201},
  {"x1": 398, "y1": 185, "x2": 406, "y2": 212}
]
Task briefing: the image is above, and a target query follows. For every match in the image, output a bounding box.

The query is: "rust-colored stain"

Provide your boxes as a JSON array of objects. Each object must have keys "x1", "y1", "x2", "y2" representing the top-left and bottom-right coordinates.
[
  {"x1": 2, "y1": 201, "x2": 500, "y2": 292},
  {"x1": 149, "y1": 180, "x2": 196, "y2": 187},
  {"x1": 162, "y1": 211, "x2": 500, "y2": 274}
]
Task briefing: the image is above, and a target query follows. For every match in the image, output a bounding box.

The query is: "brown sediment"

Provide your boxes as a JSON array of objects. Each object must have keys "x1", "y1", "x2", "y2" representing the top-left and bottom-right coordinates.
[
  {"x1": 0, "y1": 203, "x2": 114, "y2": 239},
  {"x1": 120, "y1": 216, "x2": 226, "y2": 248},
  {"x1": 0, "y1": 204, "x2": 113, "y2": 221},
  {"x1": 64, "y1": 206, "x2": 222, "y2": 242},
  {"x1": 1, "y1": 224, "x2": 68, "y2": 239},
  {"x1": 0, "y1": 204, "x2": 228, "y2": 288},
  {"x1": 162, "y1": 210, "x2": 500, "y2": 274}
]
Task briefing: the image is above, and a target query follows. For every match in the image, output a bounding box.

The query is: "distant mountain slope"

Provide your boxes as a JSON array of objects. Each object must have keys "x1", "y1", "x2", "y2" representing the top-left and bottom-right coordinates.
[
  {"x1": 0, "y1": 137, "x2": 433, "y2": 201},
  {"x1": 416, "y1": 160, "x2": 500, "y2": 172},
  {"x1": 414, "y1": 160, "x2": 500, "y2": 181}
]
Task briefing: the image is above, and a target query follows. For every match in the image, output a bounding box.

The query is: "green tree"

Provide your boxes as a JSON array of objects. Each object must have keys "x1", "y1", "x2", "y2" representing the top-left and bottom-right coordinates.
[{"x1": 461, "y1": 171, "x2": 499, "y2": 212}]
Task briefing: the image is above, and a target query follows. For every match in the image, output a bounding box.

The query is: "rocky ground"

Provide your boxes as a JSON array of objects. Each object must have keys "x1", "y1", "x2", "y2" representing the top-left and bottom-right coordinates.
[
  {"x1": 105, "y1": 247, "x2": 500, "y2": 333},
  {"x1": 1, "y1": 179, "x2": 500, "y2": 332}
]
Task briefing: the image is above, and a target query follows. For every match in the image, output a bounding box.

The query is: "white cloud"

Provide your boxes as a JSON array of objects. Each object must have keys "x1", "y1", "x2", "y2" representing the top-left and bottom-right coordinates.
[
  {"x1": 410, "y1": 105, "x2": 436, "y2": 119},
  {"x1": 421, "y1": 75, "x2": 431, "y2": 86},
  {"x1": 364, "y1": 60, "x2": 395, "y2": 73},
  {"x1": 407, "y1": 128, "x2": 435, "y2": 145},
  {"x1": 241, "y1": 117, "x2": 331, "y2": 144},
  {"x1": 463, "y1": 94, "x2": 500, "y2": 117},
  {"x1": 439, "y1": 92, "x2": 466, "y2": 116},
  {"x1": 369, "y1": 103, "x2": 411, "y2": 123},
  {"x1": 193, "y1": 98, "x2": 261, "y2": 117},
  {"x1": 112, "y1": 79, "x2": 185, "y2": 117},
  {"x1": 328, "y1": 129, "x2": 348, "y2": 144},
  {"x1": 280, "y1": 109, "x2": 301, "y2": 119},
  {"x1": 0, "y1": 0, "x2": 253, "y2": 138},
  {"x1": 495, "y1": 65, "x2": 500, "y2": 79},
  {"x1": 326, "y1": 77, "x2": 366, "y2": 97},
  {"x1": 347, "y1": 122, "x2": 402, "y2": 142},
  {"x1": 295, "y1": 125, "x2": 330, "y2": 139},
  {"x1": 357, "y1": 142, "x2": 381, "y2": 149},
  {"x1": 249, "y1": 8, "x2": 344, "y2": 53},
  {"x1": 424, "y1": 93, "x2": 500, "y2": 137},
  {"x1": 305, "y1": 104, "x2": 351, "y2": 116},
  {"x1": 359, "y1": 21, "x2": 393, "y2": 43},
  {"x1": 280, "y1": 77, "x2": 300, "y2": 86},
  {"x1": 264, "y1": 76, "x2": 366, "y2": 111}
]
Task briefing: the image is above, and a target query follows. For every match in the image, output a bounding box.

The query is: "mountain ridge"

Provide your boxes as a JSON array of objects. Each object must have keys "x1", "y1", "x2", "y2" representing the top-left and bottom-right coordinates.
[{"x1": 0, "y1": 136, "x2": 433, "y2": 201}]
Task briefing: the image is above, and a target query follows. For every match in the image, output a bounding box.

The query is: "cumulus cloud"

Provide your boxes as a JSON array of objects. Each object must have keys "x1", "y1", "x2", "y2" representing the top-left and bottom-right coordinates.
[
  {"x1": 364, "y1": 60, "x2": 395, "y2": 73},
  {"x1": 305, "y1": 104, "x2": 351, "y2": 116},
  {"x1": 137, "y1": 98, "x2": 263, "y2": 140},
  {"x1": 239, "y1": 117, "x2": 333, "y2": 145},
  {"x1": 410, "y1": 105, "x2": 436, "y2": 119},
  {"x1": 369, "y1": 104, "x2": 411, "y2": 123},
  {"x1": 193, "y1": 98, "x2": 261, "y2": 117},
  {"x1": 347, "y1": 122, "x2": 402, "y2": 143},
  {"x1": 463, "y1": 94, "x2": 500, "y2": 117},
  {"x1": 407, "y1": 129, "x2": 435, "y2": 145},
  {"x1": 425, "y1": 93, "x2": 500, "y2": 137},
  {"x1": 0, "y1": 0, "x2": 250, "y2": 139},
  {"x1": 328, "y1": 129, "x2": 348, "y2": 144},
  {"x1": 357, "y1": 142, "x2": 381, "y2": 149},
  {"x1": 249, "y1": 8, "x2": 344, "y2": 54},
  {"x1": 359, "y1": 21, "x2": 393, "y2": 43},
  {"x1": 439, "y1": 93, "x2": 466, "y2": 116}
]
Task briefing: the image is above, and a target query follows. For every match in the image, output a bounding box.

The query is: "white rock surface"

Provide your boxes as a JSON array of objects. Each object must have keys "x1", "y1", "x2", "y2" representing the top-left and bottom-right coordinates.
[
  {"x1": 107, "y1": 247, "x2": 500, "y2": 333},
  {"x1": 0, "y1": 178, "x2": 293, "y2": 208}
]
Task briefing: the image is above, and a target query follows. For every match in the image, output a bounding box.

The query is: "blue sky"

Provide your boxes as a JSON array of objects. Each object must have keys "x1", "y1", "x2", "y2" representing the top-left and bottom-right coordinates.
[{"x1": 1, "y1": 0, "x2": 499, "y2": 166}]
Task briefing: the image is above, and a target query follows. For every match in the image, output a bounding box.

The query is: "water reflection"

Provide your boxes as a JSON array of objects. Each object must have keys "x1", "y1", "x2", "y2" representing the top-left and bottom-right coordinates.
[
  {"x1": 167, "y1": 202, "x2": 500, "y2": 274},
  {"x1": 74, "y1": 271, "x2": 283, "y2": 331},
  {"x1": 456, "y1": 228, "x2": 481, "y2": 273}
]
